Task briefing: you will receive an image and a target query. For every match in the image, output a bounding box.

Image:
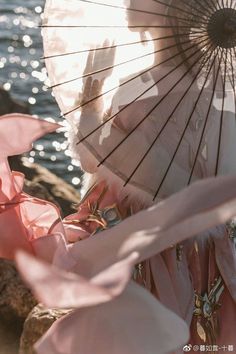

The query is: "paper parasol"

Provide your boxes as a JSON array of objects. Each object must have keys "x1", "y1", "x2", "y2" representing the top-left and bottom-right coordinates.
[{"x1": 42, "y1": 0, "x2": 236, "y2": 201}]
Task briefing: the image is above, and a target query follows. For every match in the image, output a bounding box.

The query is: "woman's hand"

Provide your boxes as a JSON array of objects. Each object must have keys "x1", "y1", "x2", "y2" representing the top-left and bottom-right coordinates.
[
  {"x1": 79, "y1": 40, "x2": 116, "y2": 116},
  {"x1": 73, "y1": 41, "x2": 116, "y2": 173}
]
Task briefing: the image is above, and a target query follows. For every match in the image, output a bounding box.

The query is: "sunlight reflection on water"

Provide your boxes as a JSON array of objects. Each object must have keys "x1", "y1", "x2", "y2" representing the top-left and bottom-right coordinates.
[{"x1": 0, "y1": 0, "x2": 82, "y2": 186}]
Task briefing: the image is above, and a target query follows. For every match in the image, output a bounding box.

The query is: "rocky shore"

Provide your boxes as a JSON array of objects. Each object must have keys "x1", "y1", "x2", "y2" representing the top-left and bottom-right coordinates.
[{"x1": 0, "y1": 88, "x2": 81, "y2": 353}]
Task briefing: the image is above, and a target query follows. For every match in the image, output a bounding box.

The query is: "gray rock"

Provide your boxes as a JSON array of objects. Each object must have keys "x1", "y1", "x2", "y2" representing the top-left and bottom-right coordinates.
[
  {"x1": 0, "y1": 87, "x2": 29, "y2": 115},
  {"x1": 19, "y1": 304, "x2": 71, "y2": 354},
  {"x1": 0, "y1": 317, "x2": 23, "y2": 354},
  {"x1": 0, "y1": 259, "x2": 37, "y2": 354},
  {"x1": 9, "y1": 156, "x2": 81, "y2": 217},
  {"x1": 23, "y1": 179, "x2": 61, "y2": 210},
  {"x1": 0, "y1": 259, "x2": 37, "y2": 321}
]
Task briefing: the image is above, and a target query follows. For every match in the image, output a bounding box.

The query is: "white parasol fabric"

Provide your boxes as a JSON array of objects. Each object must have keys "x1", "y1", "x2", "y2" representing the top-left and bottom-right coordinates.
[{"x1": 42, "y1": 0, "x2": 236, "y2": 201}]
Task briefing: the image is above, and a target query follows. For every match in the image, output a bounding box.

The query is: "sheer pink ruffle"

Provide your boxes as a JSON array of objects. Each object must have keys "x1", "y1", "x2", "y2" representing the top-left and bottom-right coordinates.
[
  {"x1": 35, "y1": 282, "x2": 189, "y2": 354},
  {"x1": 0, "y1": 114, "x2": 63, "y2": 259}
]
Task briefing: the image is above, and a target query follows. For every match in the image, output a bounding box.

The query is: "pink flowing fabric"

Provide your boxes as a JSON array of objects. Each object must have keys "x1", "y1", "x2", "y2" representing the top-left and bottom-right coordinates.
[
  {"x1": 1, "y1": 115, "x2": 236, "y2": 353},
  {"x1": 0, "y1": 114, "x2": 63, "y2": 259},
  {"x1": 35, "y1": 281, "x2": 189, "y2": 354},
  {"x1": 16, "y1": 250, "x2": 138, "y2": 309},
  {"x1": 16, "y1": 174, "x2": 236, "y2": 354},
  {"x1": 55, "y1": 175, "x2": 236, "y2": 278}
]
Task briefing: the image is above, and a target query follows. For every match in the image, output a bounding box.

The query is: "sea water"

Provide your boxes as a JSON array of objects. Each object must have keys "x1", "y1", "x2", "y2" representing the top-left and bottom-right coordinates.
[{"x1": 0, "y1": 0, "x2": 82, "y2": 186}]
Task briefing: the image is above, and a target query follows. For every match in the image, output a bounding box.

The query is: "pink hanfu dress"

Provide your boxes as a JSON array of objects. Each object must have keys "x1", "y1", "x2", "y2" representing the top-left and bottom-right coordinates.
[{"x1": 63, "y1": 180, "x2": 236, "y2": 352}]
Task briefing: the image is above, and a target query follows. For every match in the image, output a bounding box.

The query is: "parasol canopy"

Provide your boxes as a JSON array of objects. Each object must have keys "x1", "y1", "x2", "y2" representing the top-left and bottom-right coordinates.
[{"x1": 42, "y1": 0, "x2": 236, "y2": 201}]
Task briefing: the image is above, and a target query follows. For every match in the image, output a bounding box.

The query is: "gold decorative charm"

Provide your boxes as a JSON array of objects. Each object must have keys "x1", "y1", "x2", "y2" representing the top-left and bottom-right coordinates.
[
  {"x1": 133, "y1": 262, "x2": 146, "y2": 287},
  {"x1": 226, "y1": 218, "x2": 236, "y2": 243},
  {"x1": 89, "y1": 203, "x2": 123, "y2": 235},
  {"x1": 176, "y1": 244, "x2": 184, "y2": 263},
  {"x1": 65, "y1": 183, "x2": 124, "y2": 236},
  {"x1": 194, "y1": 276, "x2": 224, "y2": 344}
]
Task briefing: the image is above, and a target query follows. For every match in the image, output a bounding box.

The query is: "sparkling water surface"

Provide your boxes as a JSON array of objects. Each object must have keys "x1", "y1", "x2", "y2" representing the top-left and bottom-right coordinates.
[{"x1": 0, "y1": 0, "x2": 82, "y2": 187}]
